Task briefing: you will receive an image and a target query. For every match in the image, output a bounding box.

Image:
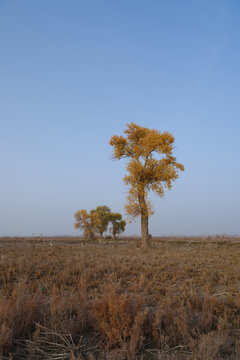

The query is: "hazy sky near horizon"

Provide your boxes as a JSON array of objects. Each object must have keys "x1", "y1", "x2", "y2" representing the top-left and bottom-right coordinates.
[{"x1": 0, "y1": 0, "x2": 240, "y2": 236}]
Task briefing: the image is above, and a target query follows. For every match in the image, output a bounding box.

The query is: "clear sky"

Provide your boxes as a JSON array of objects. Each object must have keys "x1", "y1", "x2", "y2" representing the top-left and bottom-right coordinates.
[{"x1": 0, "y1": 0, "x2": 239, "y2": 237}]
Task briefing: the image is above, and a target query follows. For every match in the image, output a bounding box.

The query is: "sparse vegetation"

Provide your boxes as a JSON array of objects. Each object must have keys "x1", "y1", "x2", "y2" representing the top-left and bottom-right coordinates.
[{"x1": 1, "y1": 236, "x2": 240, "y2": 359}]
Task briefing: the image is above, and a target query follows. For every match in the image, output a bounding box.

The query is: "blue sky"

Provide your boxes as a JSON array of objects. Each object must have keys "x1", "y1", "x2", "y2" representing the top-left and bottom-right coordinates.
[{"x1": 0, "y1": 0, "x2": 239, "y2": 236}]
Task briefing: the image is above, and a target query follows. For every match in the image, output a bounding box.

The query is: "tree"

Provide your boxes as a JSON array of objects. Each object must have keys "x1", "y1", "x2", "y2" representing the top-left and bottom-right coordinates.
[
  {"x1": 90, "y1": 205, "x2": 111, "y2": 239},
  {"x1": 110, "y1": 123, "x2": 184, "y2": 248},
  {"x1": 109, "y1": 213, "x2": 126, "y2": 240},
  {"x1": 74, "y1": 209, "x2": 101, "y2": 240}
]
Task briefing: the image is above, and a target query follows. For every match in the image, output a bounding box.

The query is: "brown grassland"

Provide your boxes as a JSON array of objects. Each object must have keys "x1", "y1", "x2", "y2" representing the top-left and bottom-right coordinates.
[{"x1": 1, "y1": 236, "x2": 240, "y2": 359}]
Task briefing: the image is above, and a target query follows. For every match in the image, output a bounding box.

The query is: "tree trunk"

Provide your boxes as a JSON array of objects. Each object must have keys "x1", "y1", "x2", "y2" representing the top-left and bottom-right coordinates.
[
  {"x1": 138, "y1": 190, "x2": 150, "y2": 248},
  {"x1": 141, "y1": 212, "x2": 149, "y2": 248},
  {"x1": 113, "y1": 225, "x2": 116, "y2": 240},
  {"x1": 98, "y1": 232, "x2": 103, "y2": 243}
]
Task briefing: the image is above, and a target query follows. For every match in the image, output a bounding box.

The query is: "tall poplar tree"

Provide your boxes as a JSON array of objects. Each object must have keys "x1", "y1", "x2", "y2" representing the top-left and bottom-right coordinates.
[{"x1": 110, "y1": 123, "x2": 184, "y2": 248}]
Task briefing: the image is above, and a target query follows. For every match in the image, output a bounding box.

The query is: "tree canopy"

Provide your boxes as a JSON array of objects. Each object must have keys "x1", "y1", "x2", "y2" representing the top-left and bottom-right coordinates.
[
  {"x1": 109, "y1": 213, "x2": 126, "y2": 239},
  {"x1": 74, "y1": 209, "x2": 101, "y2": 240},
  {"x1": 74, "y1": 206, "x2": 126, "y2": 240},
  {"x1": 90, "y1": 205, "x2": 111, "y2": 239}
]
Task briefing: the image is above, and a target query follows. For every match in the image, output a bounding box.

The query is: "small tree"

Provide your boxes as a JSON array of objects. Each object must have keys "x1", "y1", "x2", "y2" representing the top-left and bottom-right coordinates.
[
  {"x1": 74, "y1": 209, "x2": 100, "y2": 240},
  {"x1": 110, "y1": 123, "x2": 184, "y2": 248},
  {"x1": 90, "y1": 205, "x2": 111, "y2": 239},
  {"x1": 109, "y1": 213, "x2": 126, "y2": 240}
]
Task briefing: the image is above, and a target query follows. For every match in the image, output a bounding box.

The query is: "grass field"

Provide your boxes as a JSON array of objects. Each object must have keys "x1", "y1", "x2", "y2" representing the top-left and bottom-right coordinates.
[{"x1": 1, "y1": 236, "x2": 240, "y2": 359}]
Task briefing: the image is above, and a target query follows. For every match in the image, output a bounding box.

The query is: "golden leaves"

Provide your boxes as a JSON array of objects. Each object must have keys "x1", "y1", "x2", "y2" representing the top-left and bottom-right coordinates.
[
  {"x1": 124, "y1": 187, "x2": 154, "y2": 218},
  {"x1": 110, "y1": 123, "x2": 184, "y2": 219},
  {"x1": 74, "y1": 207, "x2": 126, "y2": 240},
  {"x1": 74, "y1": 210, "x2": 101, "y2": 240},
  {"x1": 109, "y1": 135, "x2": 128, "y2": 159}
]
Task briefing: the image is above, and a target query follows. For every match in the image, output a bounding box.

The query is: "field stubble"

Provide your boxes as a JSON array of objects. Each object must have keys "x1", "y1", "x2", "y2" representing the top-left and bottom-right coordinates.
[{"x1": 0, "y1": 237, "x2": 240, "y2": 359}]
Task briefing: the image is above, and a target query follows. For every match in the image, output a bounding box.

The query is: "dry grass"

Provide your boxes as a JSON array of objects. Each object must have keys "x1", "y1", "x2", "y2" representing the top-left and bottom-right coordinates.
[{"x1": 0, "y1": 237, "x2": 240, "y2": 359}]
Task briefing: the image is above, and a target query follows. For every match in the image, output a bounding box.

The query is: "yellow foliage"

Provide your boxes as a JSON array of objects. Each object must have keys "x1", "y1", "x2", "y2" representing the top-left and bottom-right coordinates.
[
  {"x1": 74, "y1": 209, "x2": 101, "y2": 240},
  {"x1": 110, "y1": 123, "x2": 184, "y2": 219}
]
